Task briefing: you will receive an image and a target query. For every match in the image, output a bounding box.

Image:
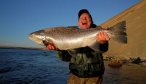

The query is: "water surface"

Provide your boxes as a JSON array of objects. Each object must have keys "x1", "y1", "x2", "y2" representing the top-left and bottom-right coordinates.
[{"x1": 0, "y1": 48, "x2": 146, "y2": 84}]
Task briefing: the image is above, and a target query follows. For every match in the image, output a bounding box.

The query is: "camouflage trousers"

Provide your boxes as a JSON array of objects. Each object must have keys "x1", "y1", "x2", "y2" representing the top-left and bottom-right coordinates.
[{"x1": 67, "y1": 74, "x2": 103, "y2": 84}]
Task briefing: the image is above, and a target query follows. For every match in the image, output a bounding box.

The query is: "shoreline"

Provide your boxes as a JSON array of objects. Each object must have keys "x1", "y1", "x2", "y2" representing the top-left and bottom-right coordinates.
[{"x1": 0, "y1": 46, "x2": 44, "y2": 50}]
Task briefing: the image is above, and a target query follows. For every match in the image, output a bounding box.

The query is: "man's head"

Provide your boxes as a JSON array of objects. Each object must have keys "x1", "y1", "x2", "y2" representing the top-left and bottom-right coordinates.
[{"x1": 78, "y1": 9, "x2": 94, "y2": 29}]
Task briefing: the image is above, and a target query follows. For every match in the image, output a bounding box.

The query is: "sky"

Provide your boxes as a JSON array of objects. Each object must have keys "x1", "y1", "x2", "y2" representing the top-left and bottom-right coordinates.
[{"x1": 0, "y1": 0, "x2": 140, "y2": 48}]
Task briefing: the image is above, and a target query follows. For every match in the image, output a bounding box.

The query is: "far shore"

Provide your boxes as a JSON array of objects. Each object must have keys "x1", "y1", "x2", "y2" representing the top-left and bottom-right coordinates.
[{"x1": 0, "y1": 46, "x2": 46, "y2": 50}]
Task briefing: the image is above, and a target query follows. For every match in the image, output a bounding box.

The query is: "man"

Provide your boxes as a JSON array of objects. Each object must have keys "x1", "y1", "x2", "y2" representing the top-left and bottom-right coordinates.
[{"x1": 47, "y1": 9, "x2": 110, "y2": 84}]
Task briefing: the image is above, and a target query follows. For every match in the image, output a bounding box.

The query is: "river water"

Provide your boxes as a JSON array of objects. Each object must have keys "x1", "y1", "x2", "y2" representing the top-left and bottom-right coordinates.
[{"x1": 0, "y1": 48, "x2": 146, "y2": 84}]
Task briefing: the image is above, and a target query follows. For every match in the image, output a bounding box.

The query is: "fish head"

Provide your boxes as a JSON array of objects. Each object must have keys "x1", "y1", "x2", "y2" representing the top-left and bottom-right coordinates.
[{"x1": 29, "y1": 30, "x2": 48, "y2": 46}]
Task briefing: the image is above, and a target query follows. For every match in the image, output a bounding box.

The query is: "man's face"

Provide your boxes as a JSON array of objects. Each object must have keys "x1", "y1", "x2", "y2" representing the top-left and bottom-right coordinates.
[{"x1": 78, "y1": 13, "x2": 92, "y2": 29}]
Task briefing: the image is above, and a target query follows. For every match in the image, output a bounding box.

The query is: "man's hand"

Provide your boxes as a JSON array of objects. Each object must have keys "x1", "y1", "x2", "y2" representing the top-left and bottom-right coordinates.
[
  {"x1": 96, "y1": 32, "x2": 110, "y2": 44},
  {"x1": 47, "y1": 43, "x2": 58, "y2": 50}
]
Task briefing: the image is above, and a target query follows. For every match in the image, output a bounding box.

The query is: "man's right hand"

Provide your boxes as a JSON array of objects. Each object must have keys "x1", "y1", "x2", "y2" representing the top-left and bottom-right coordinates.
[{"x1": 47, "y1": 43, "x2": 58, "y2": 50}]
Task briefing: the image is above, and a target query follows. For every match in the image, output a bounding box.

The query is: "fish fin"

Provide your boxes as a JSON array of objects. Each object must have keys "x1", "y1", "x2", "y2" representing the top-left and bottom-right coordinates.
[
  {"x1": 109, "y1": 21, "x2": 127, "y2": 43},
  {"x1": 89, "y1": 42, "x2": 100, "y2": 51},
  {"x1": 67, "y1": 49, "x2": 77, "y2": 56}
]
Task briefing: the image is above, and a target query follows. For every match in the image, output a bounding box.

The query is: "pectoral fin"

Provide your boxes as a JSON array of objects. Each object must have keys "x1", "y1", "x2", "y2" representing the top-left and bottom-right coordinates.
[{"x1": 89, "y1": 42, "x2": 100, "y2": 51}]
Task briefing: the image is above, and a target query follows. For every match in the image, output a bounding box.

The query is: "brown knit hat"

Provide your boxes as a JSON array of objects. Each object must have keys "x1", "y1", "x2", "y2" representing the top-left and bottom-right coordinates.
[{"x1": 78, "y1": 9, "x2": 91, "y2": 19}]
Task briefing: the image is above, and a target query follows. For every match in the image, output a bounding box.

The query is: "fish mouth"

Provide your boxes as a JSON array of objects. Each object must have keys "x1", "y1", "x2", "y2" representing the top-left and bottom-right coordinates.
[
  {"x1": 42, "y1": 40, "x2": 49, "y2": 47},
  {"x1": 28, "y1": 33, "x2": 44, "y2": 45},
  {"x1": 28, "y1": 33, "x2": 34, "y2": 41}
]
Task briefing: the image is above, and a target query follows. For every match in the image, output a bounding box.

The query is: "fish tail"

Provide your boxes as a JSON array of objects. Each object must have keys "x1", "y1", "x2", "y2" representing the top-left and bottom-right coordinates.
[{"x1": 109, "y1": 21, "x2": 127, "y2": 43}]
